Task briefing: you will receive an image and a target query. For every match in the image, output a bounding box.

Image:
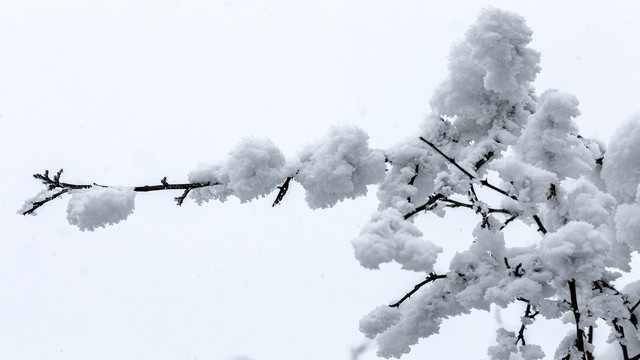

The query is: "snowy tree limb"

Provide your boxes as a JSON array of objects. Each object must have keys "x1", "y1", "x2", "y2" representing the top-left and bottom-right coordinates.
[{"x1": 22, "y1": 170, "x2": 217, "y2": 214}]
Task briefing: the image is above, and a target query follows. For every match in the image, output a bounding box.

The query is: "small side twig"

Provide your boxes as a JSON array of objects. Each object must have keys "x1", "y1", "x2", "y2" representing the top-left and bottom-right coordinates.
[
  {"x1": 515, "y1": 302, "x2": 539, "y2": 346},
  {"x1": 389, "y1": 272, "x2": 446, "y2": 308},
  {"x1": 568, "y1": 279, "x2": 588, "y2": 360},
  {"x1": 403, "y1": 193, "x2": 445, "y2": 220},
  {"x1": 272, "y1": 176, "x2": 294, "y2": 207},
  {"x1": 22, "y1": 189, "x2": 70, "y2": 215}
]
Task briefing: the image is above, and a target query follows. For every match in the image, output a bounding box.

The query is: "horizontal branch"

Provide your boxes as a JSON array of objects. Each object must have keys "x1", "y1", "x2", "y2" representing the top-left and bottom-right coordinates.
[
  {"x1": 439, "y1": 198, "x2": 511, "y2": 214},
  {"x1": 23, "y1": 170, "x2": 219, "y2": 214}
]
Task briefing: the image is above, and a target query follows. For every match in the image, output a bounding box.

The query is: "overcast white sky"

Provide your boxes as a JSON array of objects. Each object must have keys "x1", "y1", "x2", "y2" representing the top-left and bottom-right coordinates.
[{"x1": 2, "y1": 1, "x2": 640, "y2": 359}]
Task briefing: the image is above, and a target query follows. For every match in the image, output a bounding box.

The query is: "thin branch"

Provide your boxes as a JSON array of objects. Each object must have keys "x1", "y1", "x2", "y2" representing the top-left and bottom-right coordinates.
[
  {"x1": 418, "y1": 138, "x2": 548, "y2": 233},
  {"x1": 403, "y1": 193, "x2": 445, "y2": 220},
  {"x1": 473, "y1": 151, "x2": 495, "y2": 172},
  {"x1": 34, "y1": 169, "x2": 93, "y2": 190},
  {"x1": 407, "y1": 164, "x2": 420, "y2": 186},
  {"x1": 24, "y1": 170, "x2": 218, "y2": 213},
  {"x1": 389, "y1": 273, "x2": 446, "y2": 308},
  {"x1": 418, "y1": 137, "x2": 517, "y2": 202},
  {"x1": 407, "y1": 164, "x2": 420, "y2": 203},
  {"x1": 568, "y1": 279, "x2": 588, "y2": 360},
  {"x1": 629, "y1": 298, "x2": 640, "y2": 314},
  {"x1": 515, "y1": 303, "x2": 539, "y2": 346},
  {"x1": 272, "y1": 176, "x2": 294, "y2": 207},
  {"x1": 612, "y1": 319, "x2": 640, "y2": 360},
  {"x1": 500, "y1": 214, "x2": 519, "y2": 230},
  {"x1": 532, "y1": 215, "x2": 547, "y2": 234},
  {"x1": 22, "y1": 189, "x2": 69, "y2": 215},
  {"x1": 419, "y1": 137, "x2": 476, "y2": 180},
  {"x1": 439, "y1": 198, "x2": 511, "y2": 214}
]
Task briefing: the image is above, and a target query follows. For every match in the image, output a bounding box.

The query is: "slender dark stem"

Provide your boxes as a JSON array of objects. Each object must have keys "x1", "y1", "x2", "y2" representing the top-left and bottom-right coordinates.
[
  {"x1": 630, "y1": 299, "x2": 640, "y2": 314},
  {"x1": 418, "y1": 137, "x2": 520, "y2": 203},
  {"x1": 612, "y1": 319, "x2": 640, "y2": 360},
  {"x1": 439, "y1": 198, "x2": 511, "y2": 214},
  {"x1": 500, "y1": 214, "x2": 519, "y2": 230},
  {"x1": 418, "y1": 137, "x2": 545, "y2": 232},
  {"x1": 407, "y1": 164, "x2": 420, "y2": 203},
  {"x1": 272, "y1": 176, "x2": 294, "y2": 207},
  {"x1": 403, "y1": 193, "x2": 445, "y2": 219},
  {"x1": 419, "y1": 137, "x2": 476, "y2": 180},
  {"x1": 533, "y1": 215, "x2": 547, "y2": 234},
  {"x1": 568, "y1": 279, "x2": 588, "y2": 360},
  {"x1": 133, "y1": 181, "x2": 212, "y2": 192},
  {"x1": 24, "y1": 169, "x2": 218, "y2": 213},
  {"x1": 389, "y1": 273, "x2": 446, "y2": 308},
  {"x1": 515, "y1": 303, "x2": 539, "y2": 346},
  {"x1": 474, "y1": 151, "x2": 494, "y2": 172},
  {"x1": 22, "y1": 189, "x2": 69, "y2": 215}
]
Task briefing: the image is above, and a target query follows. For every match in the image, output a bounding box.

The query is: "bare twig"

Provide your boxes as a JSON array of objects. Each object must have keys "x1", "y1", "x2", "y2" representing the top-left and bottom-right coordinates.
[
  {"x1": 568, "y1": 279, "x2": 588, "y2": 360},
  {"x1": 439, "y1": 198, "x2": 511, "y2": 214},
  {"x1": 515, "y1": 303, "x2": 539, "y2": 346},
  {"x1": 272, "y1": 176, "x2": 294, "y2": 207},
  {"x1": 532, "y1": 215, "x2": 547, "y2": 234},
  {"x1": 22, "y1": 189, "x2": 70, "y2": 215},
  {"x1": 407, "y1": 164, "x2": 420, "y2": 203},
  {"x1": 500, "y1": 214, "x2": 519, "y2": 230},
  {"x1": 389, "y1": 273, "x2": 446, "y2": 308},
  {"x1": 24, "y1": 170, "x2": 217, "y2": 213},
  {"x1": 403, "y1": 193, "x2": 445, "y2": 219},
  {"x1": 473, "y1": 151, "x2": 495, "y2": 172}
]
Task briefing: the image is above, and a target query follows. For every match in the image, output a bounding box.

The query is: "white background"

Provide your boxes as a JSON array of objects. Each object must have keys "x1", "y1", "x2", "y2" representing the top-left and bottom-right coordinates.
[{"x1": 2, "y1": 1, "x2": 640, "y2": 359}]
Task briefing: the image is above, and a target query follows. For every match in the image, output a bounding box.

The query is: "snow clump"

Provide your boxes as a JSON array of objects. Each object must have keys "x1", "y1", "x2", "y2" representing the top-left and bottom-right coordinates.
[
  {"x1": 602, "y1": 114, "x2": 640, "y2": 202},
  {"x1": 188, "y1": 137, "x2": 286, "y2": 203},
  {"x1": 352, "y1": 208, "x2": 442, "y2": 272},
  {"x1": 295, "y1": 125, "x2": 385, "y2": 208},
  {"x1": 66, "y1": 187, "x2": 136, "y2": 231}
]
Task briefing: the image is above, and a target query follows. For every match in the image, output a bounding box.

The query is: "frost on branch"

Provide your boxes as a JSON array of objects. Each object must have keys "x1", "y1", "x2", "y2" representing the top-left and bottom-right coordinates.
[{"x1": 66, "y1": 187, "x2": 136, "y2": 231}]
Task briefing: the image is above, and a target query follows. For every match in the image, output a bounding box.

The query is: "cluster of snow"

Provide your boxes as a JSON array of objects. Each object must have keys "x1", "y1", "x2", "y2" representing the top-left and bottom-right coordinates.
[
  {"x1": 294, "y1": 125, "x2": 386, "y2": 208},
  {"x1": 376, "y1": 136, "x2": 445, "y2": 213},
  {"x1": 492, "y1": 157, "x2": 557, "y2": 207},
  {"x1": 189, "y1": 137, "x2": 287, "y2": 203},
  {"x1": 66, "y1": 187, "x2": 136, "y2": 231},
  {"x1": 538, "y1": 222, "x2": 610, "y2": 285},
  {"x1": 602, "y1": 115, "x2": 640, "y2": 202},
  {"x1": 486, "y1": 328, "x2": 517, "y2": 360},
  {"x1": 614, "y1": 202, "x2": 640, "y2": 251},
  {"x1": 515, "y1": 90, "x2": 594, "y2": 180},
  {"x1": 429, "y1": 7, "x2": 539, "y2": 145},
  {"x1": 351, "y1": 208, "x2": 441, "y2": 272}
]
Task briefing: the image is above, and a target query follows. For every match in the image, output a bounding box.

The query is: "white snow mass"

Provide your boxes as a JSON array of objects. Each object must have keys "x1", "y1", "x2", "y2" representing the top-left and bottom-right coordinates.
[{"x1": 66, "y1": 187, "x2": 136, "y2": 231}]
